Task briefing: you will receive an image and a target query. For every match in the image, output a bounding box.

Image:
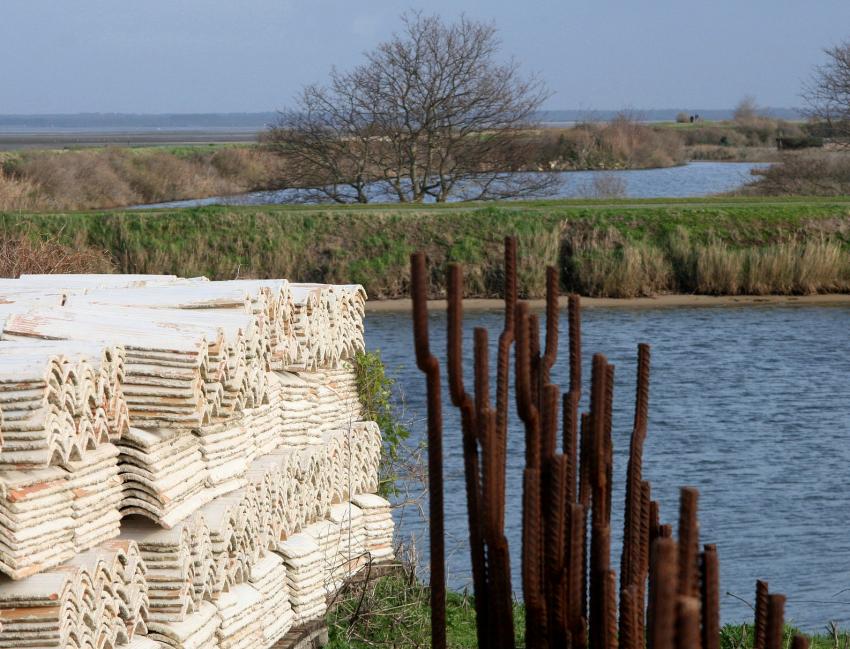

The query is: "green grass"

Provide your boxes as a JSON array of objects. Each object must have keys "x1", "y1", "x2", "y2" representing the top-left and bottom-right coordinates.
[
  {"x1": 325, "y1": 574, "x2": 843, "y2": 648},
  {"x1": 326, "y1": 574, "x2": 525, "y2": 648},
  {"x1": 3, "y1": 197, "x2": 850, "y2": 298}
]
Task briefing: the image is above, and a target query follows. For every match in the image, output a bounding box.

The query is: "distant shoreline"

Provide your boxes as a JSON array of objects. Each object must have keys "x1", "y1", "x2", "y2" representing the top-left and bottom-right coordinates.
[
  {"x1": 0, "y1": 130, "x2": 259, "y2": 151},
  {"x1": 365, "y1": 293, "x2": 850, "y2": 312}
]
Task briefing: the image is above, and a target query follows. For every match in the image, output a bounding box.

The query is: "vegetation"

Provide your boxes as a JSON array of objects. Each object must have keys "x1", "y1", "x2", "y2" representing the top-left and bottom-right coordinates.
[
  {"x1": 326, "y1": 573, "x2": 843, "y2": 649},
  {"x1": 803, "y1": 40, "x2": 850, "y2": 141},
  {"x1": 268, "y1": 12, "x2": 555, "y2": 203},
  {"x1": 327, "y1": 573, "x2": 525, "y2": 649},
  {"x1": 0, "y1": 233, "x2": 114, "y2": 277},
  {"x1": 530, "y1": 115, "x2": 685, "y2": 170},
  {"x1": 4, "y1": 197, "x2": 850, "y2": 298},
  {"x1": 0, "y1": 146, "x2": 282, "y2": 211},
  {"x1": 353, "y1": 351, "x2": 412, "y2": 498},
  {"x1": 742, "y1": 152, "x2": 850, "y2": 196}
]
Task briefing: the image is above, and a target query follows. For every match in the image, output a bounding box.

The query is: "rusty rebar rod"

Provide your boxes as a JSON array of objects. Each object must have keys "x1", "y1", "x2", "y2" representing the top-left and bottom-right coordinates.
[
  {"x1": 495, "y1": 237, "x2": 517, "y2": 532},
  {"x1": 701, "y1": 544, "x2": 720, "y2": 649},
  {"x1": 447, "y1": 264, "x2": 490, "y2": 649},
  {"x1": 409, "y1": 252, "x2": 446, "y2": 649},
  {"x1": 522, "y1": 466, "x2": 549, "y2": 647},
  {"x1": 765, "y1": 594, "x2": 786, "y2": 649},
  {"x1": 567, "y1": 502, "x2": 588, "y2": 649},
  {"x1": 792, "y1": 635, "x2": 810, "y2": 649},
  {"x1": 568, "y1": 294, "x2": 582, "y2": 395},
  {"x1": 676, "y1": 595, "x2": 701, "y2": 649},
  {"x1": 619, "y1": 585, "x2": 639, "y2": 649},
  {"x1": 648, "y1": 537, "x2": 678, "y2": 649},
  {"x1": 622, "y1": 344, "x2": 652, "y2": 591},
  {"x1": 754, "y1": 580, "x2": 769, "y2": 649},
  {"x1": 678, "y1": 487, "x2": 700, "y2": 599},
  {"x1": 542, "y1": 266, "x2": 559, "y2": 387}
]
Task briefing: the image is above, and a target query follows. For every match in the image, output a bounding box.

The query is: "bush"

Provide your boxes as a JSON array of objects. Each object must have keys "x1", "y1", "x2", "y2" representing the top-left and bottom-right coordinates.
[
  {"x1": 742, "y1": 152, "x2": 850, "y2": 196},
  {"x1": 353, "y1": 351, "x2": 411, "y2": 498},
  {"x1": 0, "y1": 234, "x2": 115, "y2": 277}
]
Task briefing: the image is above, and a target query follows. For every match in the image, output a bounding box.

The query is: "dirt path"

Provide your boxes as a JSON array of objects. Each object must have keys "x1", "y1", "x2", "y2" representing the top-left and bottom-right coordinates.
[{"x1": 366, "y1": 293, "x2": 850, "y2": 312}]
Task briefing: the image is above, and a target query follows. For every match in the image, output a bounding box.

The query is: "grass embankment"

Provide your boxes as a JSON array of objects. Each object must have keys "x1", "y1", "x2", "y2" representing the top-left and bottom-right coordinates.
[
  {"x1": 3, "y1": 197, "x2": 850, "y2": 298},
  {"x1": 326, "y1": 574, "x2": 844, "y2": 648}
]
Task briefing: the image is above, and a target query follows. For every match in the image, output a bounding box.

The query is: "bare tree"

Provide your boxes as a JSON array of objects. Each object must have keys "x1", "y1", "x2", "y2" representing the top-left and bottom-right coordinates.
[
  {"x1": 733, "y1": 95, "x2": 760, "y2": 122},
  {"x1": 267, "y1": 12, "x2": 559, "y2": 203},
  {"x1": 803, "y1": 40, "x2": 850, "y2": 141}
]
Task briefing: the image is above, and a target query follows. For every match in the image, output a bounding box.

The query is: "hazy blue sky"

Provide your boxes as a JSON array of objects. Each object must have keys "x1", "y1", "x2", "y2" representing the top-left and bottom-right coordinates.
[{"x1": 2, "y1": 0, "x2": 849, "y2": 114}]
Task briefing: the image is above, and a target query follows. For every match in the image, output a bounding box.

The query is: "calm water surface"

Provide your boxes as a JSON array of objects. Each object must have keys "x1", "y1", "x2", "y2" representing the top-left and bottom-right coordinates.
[
  {"x1": 365, "y1": 305, "x2": 850, "y2": 631},
  {"x1": 136, "y1": 162, "x2": 766, "y2": 208}
]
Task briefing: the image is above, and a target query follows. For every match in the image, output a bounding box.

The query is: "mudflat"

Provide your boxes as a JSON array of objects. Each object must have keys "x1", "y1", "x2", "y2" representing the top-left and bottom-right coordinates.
[{"x1": 365, "y1": 293, "x2": 850, "y2": 312}]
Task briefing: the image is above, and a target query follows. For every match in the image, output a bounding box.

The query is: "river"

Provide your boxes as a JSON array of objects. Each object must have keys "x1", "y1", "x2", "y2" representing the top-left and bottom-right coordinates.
[
  {"x1": 135, "y1": 161, "x2": 767, "y2": 208},
  {"x1": 364, "y1": 304, "x2": 850, "y2": 632}
]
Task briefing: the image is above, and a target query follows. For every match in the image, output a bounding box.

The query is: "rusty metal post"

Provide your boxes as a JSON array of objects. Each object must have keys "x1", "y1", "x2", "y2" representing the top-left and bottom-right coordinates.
[
  {"x1": 791, "y1": 635, "x2": 810, "y2": 649},
  {"x1": 701, "y1": 544, "x2": 720, "y2": 649},
  {"x1": 568, "y1": 294, "x2": 582, "y2": 395},
  {"x1": 567, "y1": 502, "x2": 588, "y2": 649},
  {"x1": 765, "y1": 594, "x2": 786, "y2": 649},
  {"x1": 619, "y1": 585, "x2": 639, "y2": 649},
  {"x1": 648, "y1": 537, "x2": 678, "y2": 649},
  {"x1": 446, "y1": 264, "x2": 490, "y2": 649},
  {"x1": 676, "y1": 596, "x2": 701, "y2": 649},
  {"x1": 495, "y1": 237, "x2": 517, "y2": 532},
  {"x1": 622, "y1": 344, "x2": 651, "y2": 592},
  {"x1": 678, "y1": 487, "x2": 700, "y2": 599},
  {"x1": 754, "y1": 580, "x2": 769, "y2": 649},
  {"x1": 523, "y1": 466, "x2": 548, "y2": 648},
  {"x1": 409, "y1": 252, "x2": 446, "y2": 649}
]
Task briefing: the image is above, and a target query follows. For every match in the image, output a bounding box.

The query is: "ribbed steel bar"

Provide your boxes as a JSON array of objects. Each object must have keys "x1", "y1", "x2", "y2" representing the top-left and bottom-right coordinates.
[
  {"x1": 754, "y1": 580, "x2": 769, "y2": 649},
  {"x1": 446, "y1": 264, "x2": 489, "y2": 649},
  {"x1": 542, "y1": 266, "x2": 559, "y2": 387},
  {"x1": 701, "y1": 544, "x2": 720, "y2": 649},
  {"x1": 567, "y1": 502, "x2": 588, "y2": 649},
  {"x1": 523, "y1": 466, "x2": 549, "y2": 648},
  {"x1": 792, "y1": 635, "x2": 810, "y2": 649},
  {"x1": 678, "y1": 487, "x2": 700, "y2": 599},
  {"x1": 676, "y1": 596, "x2": 701, "y2": 649},
  {"x1": 409, "y1": 252, "x2": 446, "y2": 649},
  {"x1": 495, "y1": 237, "x2": 517, "y2": 532},
  {"x1": 765, "y1": 594, "x2": 786, "y2": 649},
  {"x1": 648, "y1": 537, "x2": 678, "y2": 649}
]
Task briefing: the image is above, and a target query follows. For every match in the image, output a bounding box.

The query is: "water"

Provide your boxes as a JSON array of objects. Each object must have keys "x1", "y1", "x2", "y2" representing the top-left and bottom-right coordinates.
[
  {"x1": 365, "y1": 304, "x2": 850, "y2": 632},
  {"x1": 134, "y1": 162, "x2": 766, "y2": 209}
]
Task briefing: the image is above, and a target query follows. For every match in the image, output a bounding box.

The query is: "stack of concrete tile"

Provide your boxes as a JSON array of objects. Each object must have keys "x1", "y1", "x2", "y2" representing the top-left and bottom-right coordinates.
[
  {"x1": 0, "y1": 467, "x2": 76, "y2": 579},
  {"x1": 193, "y1": 419, "x2": 252, "y2": 494},
  {"x1": 118, "y1": 427, "x2": 211, "y2": 528},
  {"x1": 214, "y1": 582, "x2": 264, "y2": 649},
  {"x1": 120, "y1": 517, "x2": 197, "y2": 624},
  {"x1": 249, "y1": 552, "x2": 293, "y2": 646},
  {"x1": 351, "y1": 494, "x2": 395, "y2": 563},
  {"x1": 0, "y1": 540, "x2": 148, "y2": 649},
  {"x1": 65, "y1": 442, "x2": 123, "y2": 551},
  {"x1": 0, "y1": 272, "x2": 390, "y2": 649},
  {"x1": 145, "y1": 600, "x2": 220, "y2": 649},
  {"x1": 0, "y1": 350, "x2": 82, "y2": 468},
  {"x1": 277, "y1": 533, "x2": 327, "y2": 626},
  {"x1": 276, "y1": 372, "x2": 318, "y2": 446}
]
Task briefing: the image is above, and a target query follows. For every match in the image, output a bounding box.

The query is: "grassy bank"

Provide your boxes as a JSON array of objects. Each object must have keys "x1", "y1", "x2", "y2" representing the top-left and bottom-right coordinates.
[
  {"x1": 3, "y1": 197, "x2": 850, "y2": 298},
  {"x1": 326, "y1": 573, "x2": 844, "y2": 648}
]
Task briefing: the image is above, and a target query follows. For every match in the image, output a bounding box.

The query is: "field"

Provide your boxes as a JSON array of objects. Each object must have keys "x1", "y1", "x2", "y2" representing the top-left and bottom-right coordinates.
[{"x1": 3, "y1": 196, "x2": 850, "y2": 298}]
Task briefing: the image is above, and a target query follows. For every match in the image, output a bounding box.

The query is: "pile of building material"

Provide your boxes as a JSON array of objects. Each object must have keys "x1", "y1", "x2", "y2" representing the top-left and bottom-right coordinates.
[{"x1": 0, "y1": 274, "x2": 392, "y2": 649}]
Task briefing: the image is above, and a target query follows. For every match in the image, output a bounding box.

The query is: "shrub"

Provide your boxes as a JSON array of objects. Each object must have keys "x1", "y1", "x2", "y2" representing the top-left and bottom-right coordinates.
[
  {"x1": 742, "y1": 152, "x2": 850, "y2": 196},
  {"x1": 353, "y1": 350, "x2": 411, "y2": 498},
  {"x1": 0, "y1": 234, "x2": 115, "y2": 277}
]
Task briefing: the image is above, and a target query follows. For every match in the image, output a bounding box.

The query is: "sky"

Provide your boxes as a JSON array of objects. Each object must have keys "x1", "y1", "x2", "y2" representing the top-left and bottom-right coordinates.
[{"x1": 1, "y1": 0, "x2": 849, "y2": 114}]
